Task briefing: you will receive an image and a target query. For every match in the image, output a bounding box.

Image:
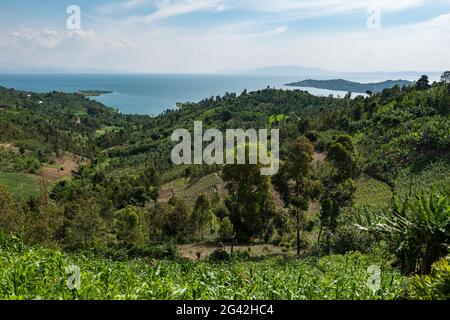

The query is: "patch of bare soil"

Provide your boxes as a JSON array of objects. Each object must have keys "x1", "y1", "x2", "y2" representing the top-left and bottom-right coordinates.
[
  {"x1": 0, "y1": 143, "x2": 20, "y2": 154},
  {"x1": 40, "y1": 154, "x2": 88, "y2": 182},
  {"x1": 178, "y1": 243, "x2": 294, "y2": 261},
  {"x1": 158, "y1": 189, "x2": 174, "y2": 203},
  {"x1": 312, "y1": 152, "x2": 326, "y2": 165}
]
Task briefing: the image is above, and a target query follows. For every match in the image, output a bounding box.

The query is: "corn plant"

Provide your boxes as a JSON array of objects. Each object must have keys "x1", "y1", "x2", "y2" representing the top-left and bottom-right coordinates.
[{"x1": 0, "y1": 235, "x2": 407, "y2": 300}]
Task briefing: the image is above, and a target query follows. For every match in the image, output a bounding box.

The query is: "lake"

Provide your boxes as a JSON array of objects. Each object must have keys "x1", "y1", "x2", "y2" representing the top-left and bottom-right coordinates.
[{"x1": 0, "y1": 73, "x2": 362, "y2": 115}]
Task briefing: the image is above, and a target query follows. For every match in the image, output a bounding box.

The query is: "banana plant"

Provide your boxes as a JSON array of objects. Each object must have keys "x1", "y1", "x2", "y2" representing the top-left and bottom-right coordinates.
[{"x1": 356, "y1": 189, "x2": 449, "y2": 274}]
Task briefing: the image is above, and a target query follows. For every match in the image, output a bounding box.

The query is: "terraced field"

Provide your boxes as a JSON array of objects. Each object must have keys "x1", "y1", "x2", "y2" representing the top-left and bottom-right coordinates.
[{"x1": 160, "y1": 173, "x2": 225, "y2": 204}]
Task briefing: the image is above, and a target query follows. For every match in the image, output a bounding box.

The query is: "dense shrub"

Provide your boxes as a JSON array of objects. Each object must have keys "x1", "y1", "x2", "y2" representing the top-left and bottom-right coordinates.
[
  {"x1": 357, "y1": 190, "x2": 449, "y2": 274},
  {"x1": 208, "y1": 248, "x2": 230, "y2": 262},
  {"x1": 408, "y1": 257, "x2": 450, "y2": 300}
]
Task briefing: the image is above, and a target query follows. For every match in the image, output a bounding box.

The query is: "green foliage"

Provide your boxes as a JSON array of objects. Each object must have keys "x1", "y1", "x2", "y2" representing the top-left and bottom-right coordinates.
[
  {"x1": 63, "y1": 198, "x2": 112, "y2": 252},
  {"x1": 273, "y1": 137, "x2": 317, "y2": 255},
  {"x1": 173, "y1": 173, "x2": 223, "y2": 204},
  {"x1": 0, "y1": 237, "x2": 407, "y2": 300},
  {"x1": 416, "y1": 75, "x2": 431, "y2": 91},
  {"x1": 164, "y1": 200, "x2": 191, "y2": 241},
  {"x1": 115, "y1": 206, "x2": 148, "y2": 246},
  {"x1": 1, "y1": 78, "x2": 449, "y2": 300},
  {"x1": 218, "y1": 217, "x2": 235, "y2": 242},
  {"x1": 327, "y1": 206, "x2": 381, "y2": 254},
  {"x1": 354, "y1": 175, "x2": 392, "y2": 207},
  {"x1": 0, "y1": 148, "x2": 41, "y2": 174},
  {"x1": 208, "y1": 248, "x2": 230, "y2": 262},
  {"x1": 191, "y1": 194, "x2": 212, "y2": 240},
  {"x1": 0, "y1": 172, "x2": 39, "y2": 198},
  {"x1": 0, "y1": 185, "x2": 25, "y2": 235},
  {"x1": 222, "y1": 158, "x2": 275, "y2": 242},
  {"x1": 319, "y1": 135, "x2": 358, "y2": 250},
  {"x1": 408, "y1": 257, "x2": 450, "y2": 300},
  {"x1": 357, "y1": 190, "x2": 449, "y2": 274},
  {"x1": 24, "y1": 186, "x2": 64, "y2": 247}
]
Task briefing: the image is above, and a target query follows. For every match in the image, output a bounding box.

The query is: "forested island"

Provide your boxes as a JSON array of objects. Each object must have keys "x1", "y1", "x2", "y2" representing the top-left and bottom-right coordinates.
[
  {"x1": 77, "y1": 90, "x2": 113, "y2": 97},
  {"x1": 285, "y1": 79, "x2": 413, "y2": 93},
  {"x1": 0, "y1": 75, "x2": 449, "y2": 300}
]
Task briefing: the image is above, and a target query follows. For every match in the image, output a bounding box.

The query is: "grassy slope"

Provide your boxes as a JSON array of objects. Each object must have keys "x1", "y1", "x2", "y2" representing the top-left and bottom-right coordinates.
[{"x1": 0, "y1": 172, "x2": 40, "y2": 198}]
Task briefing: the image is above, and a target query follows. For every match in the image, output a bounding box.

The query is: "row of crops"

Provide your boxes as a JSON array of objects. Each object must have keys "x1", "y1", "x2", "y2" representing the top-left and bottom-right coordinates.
[
  {"x1": 174, "y1": 174, "x2": 224, "y2": 204},
  {"x1": 0, "y1": 236, "x2": 408, "y2": 300}
]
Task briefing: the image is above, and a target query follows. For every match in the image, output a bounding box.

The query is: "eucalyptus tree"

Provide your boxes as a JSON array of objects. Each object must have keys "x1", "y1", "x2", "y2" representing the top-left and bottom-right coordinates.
[{"x1": 273, "y1": 137, "x2": 318, "y2": 256}]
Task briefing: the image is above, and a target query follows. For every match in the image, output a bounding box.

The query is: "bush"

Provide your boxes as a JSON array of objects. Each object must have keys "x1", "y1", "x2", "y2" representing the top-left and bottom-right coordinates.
[
  {"x1": 357, "y1": 189, "x2": 449, "y2": 274},
  {"x1": 97, "y1": 243, "x2": 179, "y2": 261},
  {"x1": 304, "y1": 130, "x2": 318, "y2": 142},
  {"x1": 328, "y1": 224, "x2": 376, "y2": 254},
  {"x1": 230, "y1": 250, "x2": 251, "y2": 261},
  {"x1": 0, "y1": 186, "x2": 24, "y2": 235},
  {"x1": 208, "y1": 248, "x2": 230, "y2": 262},
  {"x1": 218, "y1": 217, "x2": 234, "y2": 242},
  {"x1": 408, "y1": 257, "x2": 450, "y2": 300}
]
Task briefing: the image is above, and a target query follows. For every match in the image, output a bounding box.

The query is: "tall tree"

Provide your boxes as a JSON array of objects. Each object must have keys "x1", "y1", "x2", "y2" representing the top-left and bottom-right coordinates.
[
  {"x1": 416, "y1": 75, "x2": 431, "y2": 90},
  {"x1": 273, "y1": 137, "x2": 317, "y2": 256},
  {"x1": 318, "y1": 135, "x2": 358, "y2": 250},
  {"x1": 222, "y1": 150, "x2": 275, "y2": 242},
  {"x1": 191, "y1": 194, "x2": 212, "y2": 241},
  {"x1": 115, "y1": 206, "x2": 148, "y2": 246},
  {"x1": 165, "y1": 200, "x2": 191, "y2": 241},
  {"x1": 0, "y1": 186, "x2": 24, "y2": 236}
]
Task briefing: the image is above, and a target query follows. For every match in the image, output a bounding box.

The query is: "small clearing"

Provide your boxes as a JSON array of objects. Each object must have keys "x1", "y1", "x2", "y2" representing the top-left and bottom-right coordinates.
[
  {"x1": 179, "y1": 243, "x2": 294, "y2": 261},
  {"x1": 0, "y1": 143, "x2": 20, "y2": 154},
  {"x1": 40, "y1": 154, "x2": 88, "y2": 182}
]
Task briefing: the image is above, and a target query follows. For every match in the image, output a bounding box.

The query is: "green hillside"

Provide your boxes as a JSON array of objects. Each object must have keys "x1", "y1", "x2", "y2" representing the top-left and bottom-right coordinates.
[{"x1": 0, "y1": 77, "x2": 449, "y2": 300}]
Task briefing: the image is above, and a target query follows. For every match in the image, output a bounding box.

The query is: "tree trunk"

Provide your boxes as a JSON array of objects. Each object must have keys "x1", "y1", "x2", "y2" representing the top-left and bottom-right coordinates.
[
  {"x1": 318, "y1": 223, "x2": 323, "y2": 247},
  {"x1": 296, "y1": 208, "x2": 300, "y2": 256}
]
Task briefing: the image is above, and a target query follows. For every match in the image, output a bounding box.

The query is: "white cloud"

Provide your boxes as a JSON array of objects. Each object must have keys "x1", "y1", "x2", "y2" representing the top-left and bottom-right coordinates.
[
  {"x1": 1, "y1": 2, "x2": 448, "y2": 73},
  {"x1": 4, "y1": 27, "x2": 135, "y2": 52},
  {"x1": 237, "y1": 0, "x2": 427, "y2": 15},
  {"x1": 127, "y1": 0, "x2": 227, "y2": 23},
  {"x1": 92, "y1": 0, "x2": 432, "y2": 28},
  {"x1": 96, "y1": 0, "x2": 154, "y2": 14},
  {"x1": 98, "y1": 0, "x2": 428, "y2": 17},
  {"x1": 9, "y1": 28, "x2": 61, "y2": 49},
  {"x1": 265, "y1": 26, "x2": 289, "y2": 35}
]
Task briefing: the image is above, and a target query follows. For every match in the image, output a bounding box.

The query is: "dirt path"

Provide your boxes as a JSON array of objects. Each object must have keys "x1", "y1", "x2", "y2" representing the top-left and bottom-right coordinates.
[
  {"x1": 179, "y1": 243, "x2": 294, "y2": 261},
  {"x1": 313, "y1": 152, "x2": 326, "y2": 165}
]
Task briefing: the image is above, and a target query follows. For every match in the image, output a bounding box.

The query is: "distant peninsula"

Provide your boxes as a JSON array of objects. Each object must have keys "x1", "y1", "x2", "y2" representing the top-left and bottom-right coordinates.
[
  {"x1": 285, "y1": 79, "x2": 413, "y2": 93},
  {"x1": 77, "y1": 90, "x2": 113, "y2": 97}
]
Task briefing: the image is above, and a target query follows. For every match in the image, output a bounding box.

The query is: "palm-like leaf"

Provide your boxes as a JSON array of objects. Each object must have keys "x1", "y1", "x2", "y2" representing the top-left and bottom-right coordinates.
[{"x1": 355, "y1": 189, "x2": 449, "y2": 274}]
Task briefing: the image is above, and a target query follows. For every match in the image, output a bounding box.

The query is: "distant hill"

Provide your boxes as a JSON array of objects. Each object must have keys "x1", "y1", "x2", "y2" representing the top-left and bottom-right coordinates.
[
  {"x1": 285, "y1": 79, "x2": 413, "y2": 93},
  {"x1": 221, "y1": 65, "x2": 442, "y2": 82}
]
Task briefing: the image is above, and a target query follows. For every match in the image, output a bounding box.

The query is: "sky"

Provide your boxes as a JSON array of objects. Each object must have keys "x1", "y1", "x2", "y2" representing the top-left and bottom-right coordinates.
[{"x1": 0, "y1": 0, "x2": 449, "y2": 73}]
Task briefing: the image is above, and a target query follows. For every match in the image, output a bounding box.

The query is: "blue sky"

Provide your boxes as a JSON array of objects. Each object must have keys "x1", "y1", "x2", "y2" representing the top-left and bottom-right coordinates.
[{"x1": 0, "y1": 0, "x2": 449, "y2": 72}]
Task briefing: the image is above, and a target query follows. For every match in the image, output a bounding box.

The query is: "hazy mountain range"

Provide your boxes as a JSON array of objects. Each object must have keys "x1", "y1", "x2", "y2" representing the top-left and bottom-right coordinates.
[
  {"x1": 221, "y1": 66, "x2": 443, "y2": 82},
  {"x1": 0, "y1": 65, "x2": 444, "y2": 82}
]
